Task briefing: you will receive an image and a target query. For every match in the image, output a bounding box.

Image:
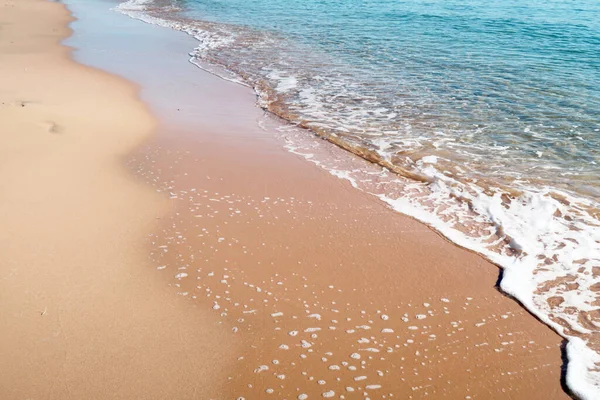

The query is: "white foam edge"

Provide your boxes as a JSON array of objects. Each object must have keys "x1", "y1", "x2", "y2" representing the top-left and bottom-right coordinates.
[{"x1": 566, "y1": 337, "x2": 600, "y2": 400}]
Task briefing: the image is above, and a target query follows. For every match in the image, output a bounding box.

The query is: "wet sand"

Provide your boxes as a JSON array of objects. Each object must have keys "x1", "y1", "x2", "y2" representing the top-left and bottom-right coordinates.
[
  {"x1": 133, "y1": 133, "x2": 571, "y2": 399},
  {"x1": 1, "y1": 0, "x2": 572, "y2": 399}
]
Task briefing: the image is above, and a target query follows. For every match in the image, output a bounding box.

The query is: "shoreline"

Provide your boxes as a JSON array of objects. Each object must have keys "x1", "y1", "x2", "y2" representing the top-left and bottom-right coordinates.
[
  {"x1": 66, "y1": 1, "x2": 572, "y2": 398},
  {"x1": 0, "y1": 0, "x2": 574, "y2": 398},
  {"x1": 115, "y1": 4, "x2": 600, "y2": 398}
]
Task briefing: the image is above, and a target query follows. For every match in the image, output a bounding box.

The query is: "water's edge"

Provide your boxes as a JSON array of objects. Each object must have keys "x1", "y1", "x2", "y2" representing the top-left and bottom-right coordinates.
[{"x1": 114, "y1": 1, "x2": 599, "y2": 398}]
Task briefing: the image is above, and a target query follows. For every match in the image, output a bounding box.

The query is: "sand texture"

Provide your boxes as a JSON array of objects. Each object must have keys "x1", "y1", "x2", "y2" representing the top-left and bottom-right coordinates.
[{"x1": 0, "y1": 1, "x2": 235, "y2": 399}]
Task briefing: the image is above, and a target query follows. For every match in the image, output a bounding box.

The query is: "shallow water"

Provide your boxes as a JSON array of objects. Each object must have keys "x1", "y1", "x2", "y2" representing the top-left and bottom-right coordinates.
[
  {"x1": 171, "y1": 0, "x2": 599, "y2": 197},
  {"x1": 114, "y1": 0, "x2": 600, "y2": 397}
]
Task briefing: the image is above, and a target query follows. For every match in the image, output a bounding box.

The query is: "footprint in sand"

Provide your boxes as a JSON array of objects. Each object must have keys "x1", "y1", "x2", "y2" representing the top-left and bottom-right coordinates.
[{"x1": 39, "y1": 121, "x2": 62, "y2": 134}]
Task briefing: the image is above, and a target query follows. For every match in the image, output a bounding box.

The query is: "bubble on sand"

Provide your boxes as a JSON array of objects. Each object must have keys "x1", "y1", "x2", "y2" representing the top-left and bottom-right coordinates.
[
  {"x1": 322, "y1": 391, "x2": 335, "y2": 398},
  {"x1": 298, "y1": 395, "x2": 308, "y2": 400},
  {"x1": 305, "y1": 327, "x2": 321, "y2": 332},
  {"x1": 381, "y1": 314, "x2": 389, "y2": 321},
  {"x1": 350, "y1": 353, "x2": 361, "y2": 359},
  {"x1": 289, "y1": 330, "x2": 299, "y2": 336},
  {"x1": 254, "y1": 365, "x2": 269, "y2": 373},
  {"x1": 362, "y1": 348, "x2": 380, "y2": 352}
]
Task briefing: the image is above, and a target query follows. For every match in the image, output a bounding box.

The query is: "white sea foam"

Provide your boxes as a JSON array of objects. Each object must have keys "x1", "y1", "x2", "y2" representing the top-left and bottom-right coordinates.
[
  {"x1": 267, "y1": 70, "x2": 299, "y2": 93},
  {"x1": 115, "y1": 0, "x2": 238, "y2": 83}
]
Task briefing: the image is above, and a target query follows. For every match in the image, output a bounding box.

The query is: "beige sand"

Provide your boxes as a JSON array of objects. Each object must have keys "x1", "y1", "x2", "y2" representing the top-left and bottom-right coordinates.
[{"x1": 0, "y1": 1, "x2": 236, "y2": 399}]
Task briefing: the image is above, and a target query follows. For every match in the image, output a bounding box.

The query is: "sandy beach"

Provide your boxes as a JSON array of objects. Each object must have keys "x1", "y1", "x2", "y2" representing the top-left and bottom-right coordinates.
[
  {"x1": 0, "y1": 1, "x2": 236, "y2": 398},
  {"x1": 0, "y1": 0, "x2": 574, "y2": 399}
]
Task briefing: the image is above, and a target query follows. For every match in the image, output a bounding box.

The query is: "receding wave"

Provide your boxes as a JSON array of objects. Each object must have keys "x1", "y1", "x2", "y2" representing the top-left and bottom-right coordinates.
[{"x1": 115, "y1": 0, "x2": 600, "y2": 398}]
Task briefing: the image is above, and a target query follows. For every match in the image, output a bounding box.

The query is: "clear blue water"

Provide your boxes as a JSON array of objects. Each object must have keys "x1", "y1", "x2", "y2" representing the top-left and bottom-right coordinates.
[{"x1": 173, "y1": 0, "x2": 600, "y2": 195}]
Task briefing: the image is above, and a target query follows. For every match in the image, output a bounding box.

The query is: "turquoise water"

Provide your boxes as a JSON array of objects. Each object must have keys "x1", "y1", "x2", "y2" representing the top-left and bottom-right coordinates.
[{"x1": 174, "y1": 0, "x2": 600, "y2": 196}]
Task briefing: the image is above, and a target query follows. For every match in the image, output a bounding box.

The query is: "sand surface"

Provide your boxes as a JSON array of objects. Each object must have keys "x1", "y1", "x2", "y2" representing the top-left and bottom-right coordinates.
[
  {"x1": 130, "y1": 128, "x2": 571, "y2": 399},
  {"x1": 1, "y1": 0, "x2": 572, "y2": 399},
  {"x1": 0, "y1": 1, "x2": 236, "y2": 399}
]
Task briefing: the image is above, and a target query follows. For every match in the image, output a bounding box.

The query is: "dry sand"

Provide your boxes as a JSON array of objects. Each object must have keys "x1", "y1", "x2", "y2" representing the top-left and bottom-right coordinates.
[
  {"x1": 0, "y1": 0, "x2": 572, "y2": 399},
  {"x1": 0, "y1": 1, "x2": 236, "y2": 399}
]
